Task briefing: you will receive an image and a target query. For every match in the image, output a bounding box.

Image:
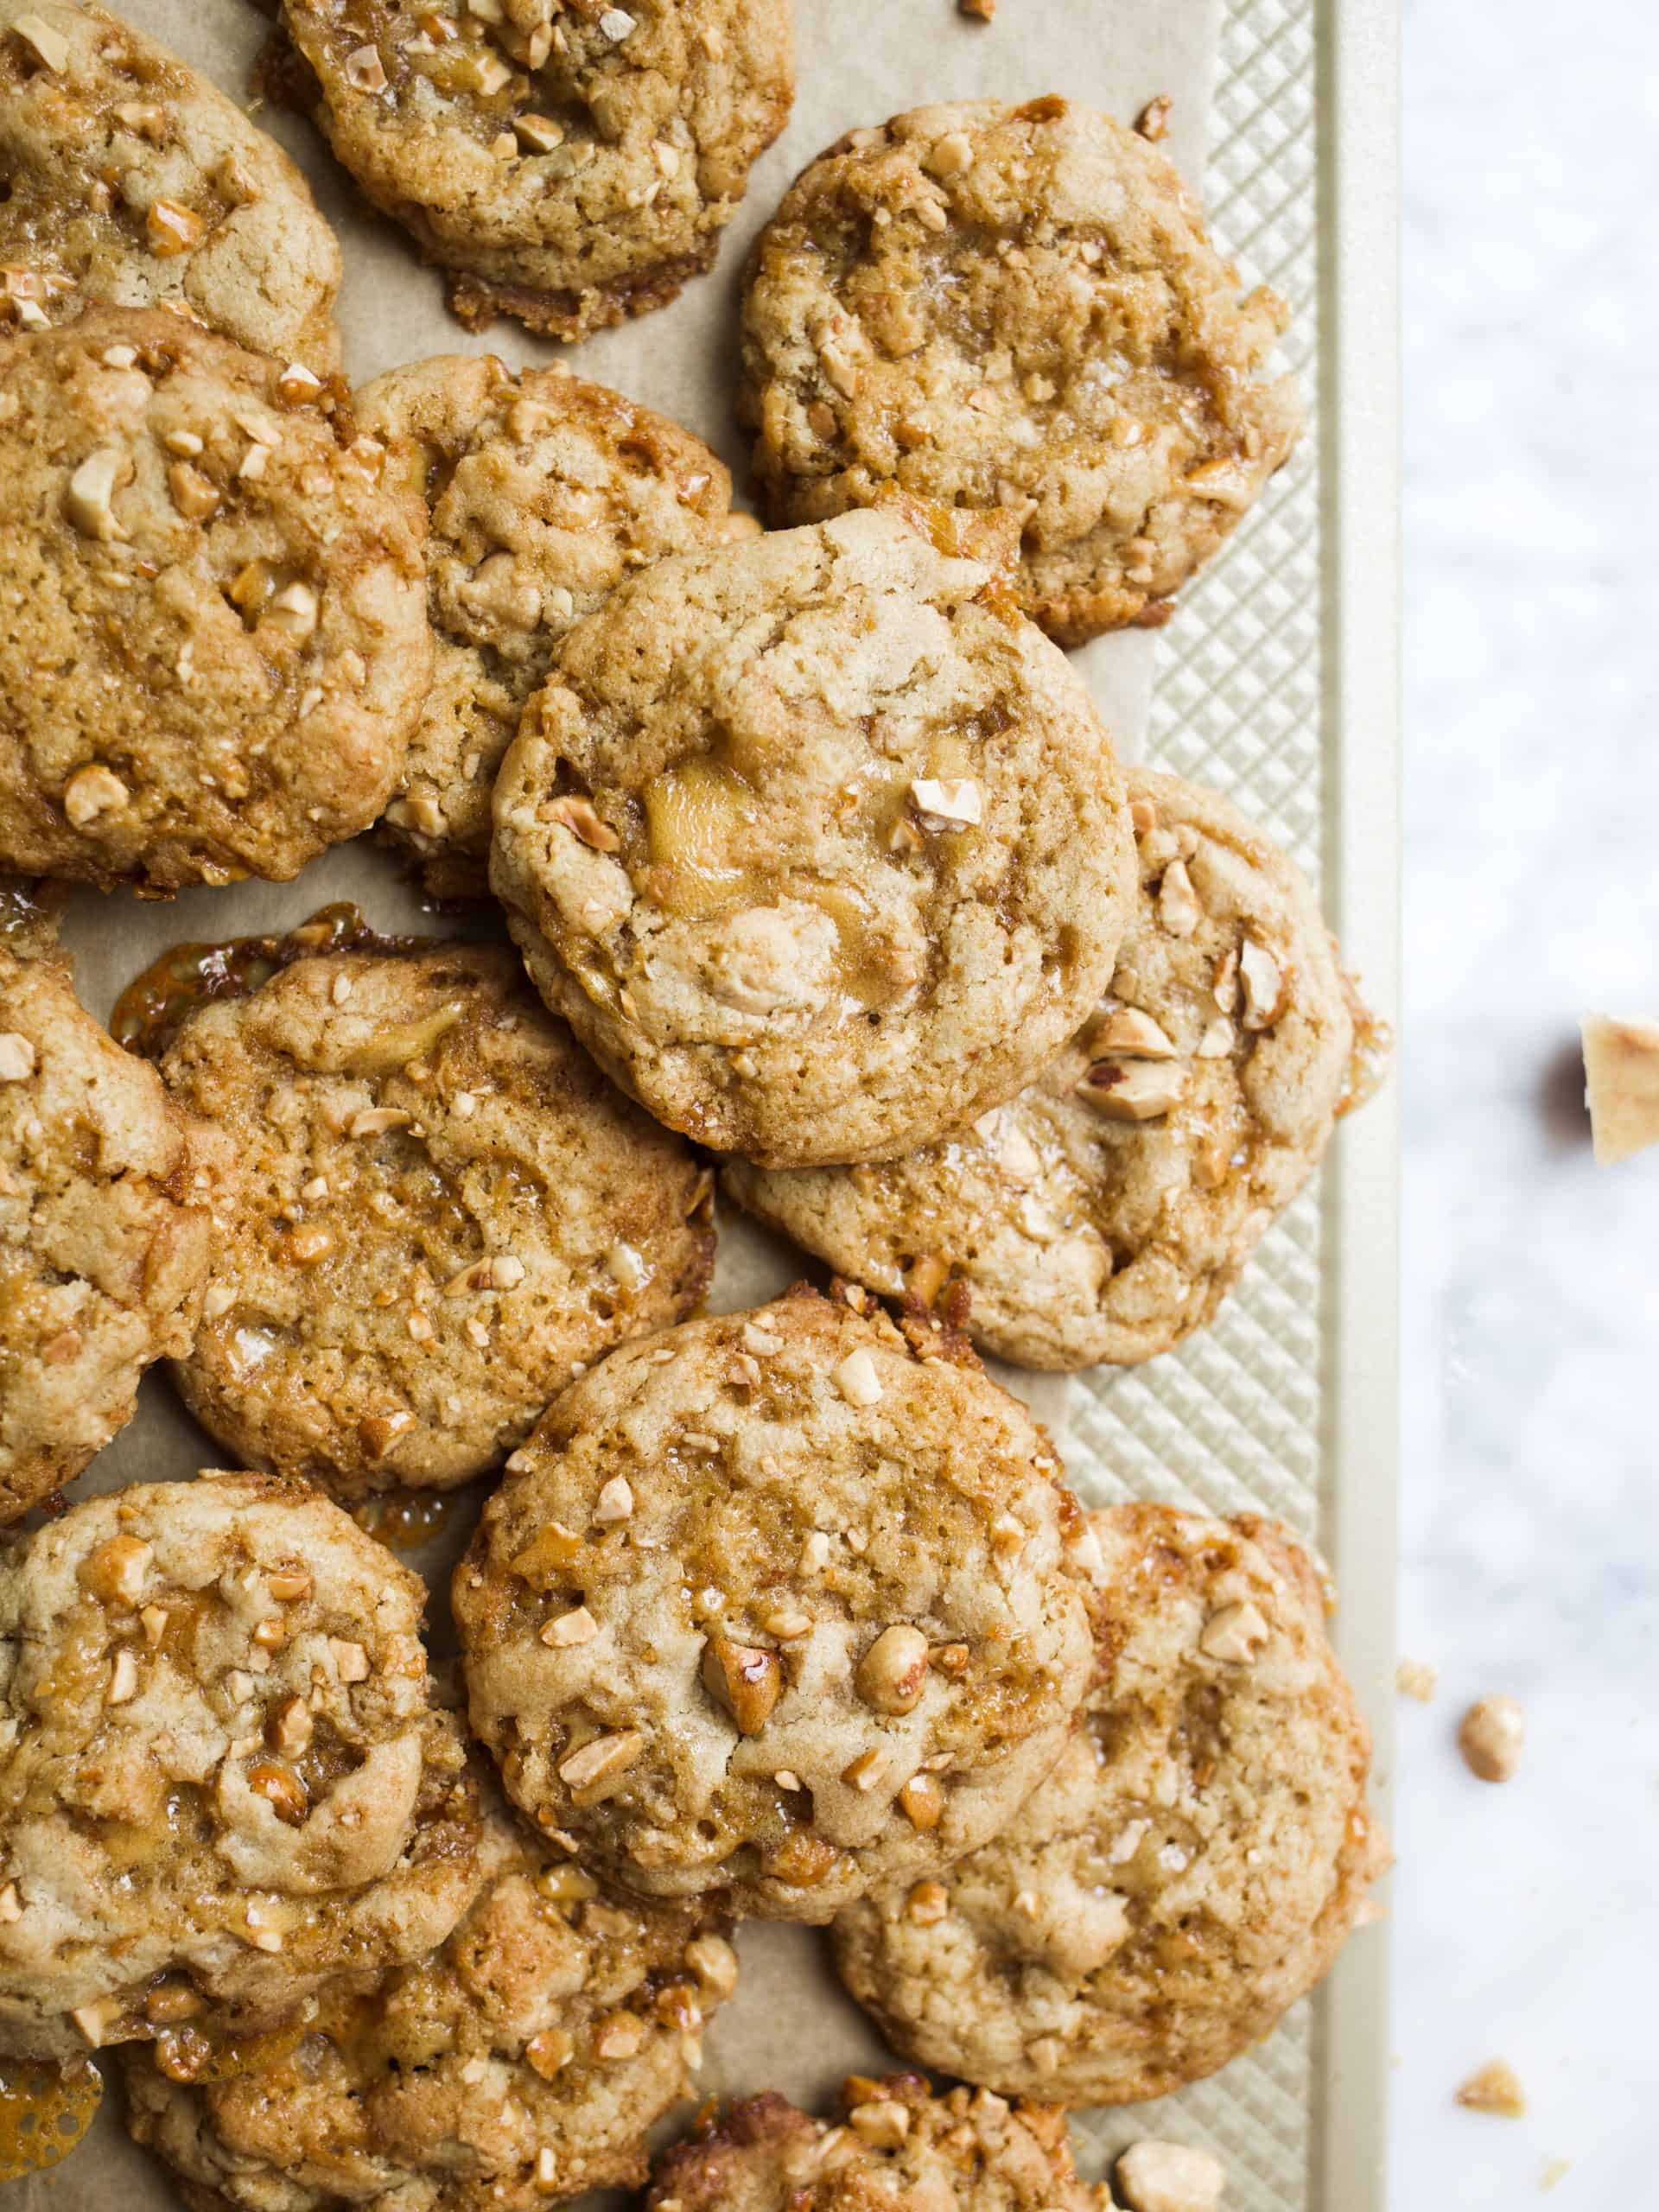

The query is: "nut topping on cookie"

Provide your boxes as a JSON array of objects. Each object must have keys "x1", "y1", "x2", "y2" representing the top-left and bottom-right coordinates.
[
  {"x1": 1078, "y1": 1059, "x2": 1189, "y2": 1122},
  {"x1": 701, "y1": 1635, "x2": 783, "y2": 1735},
  {"x1": 855, "y1": 1624, "x2": 931, "y2": 1715}
]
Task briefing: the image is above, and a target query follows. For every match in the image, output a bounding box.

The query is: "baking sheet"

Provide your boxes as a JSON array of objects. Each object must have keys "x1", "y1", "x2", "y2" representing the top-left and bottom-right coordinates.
[{"x1": 5, "y1": 0, "x2": 1402, "y2": 2205}]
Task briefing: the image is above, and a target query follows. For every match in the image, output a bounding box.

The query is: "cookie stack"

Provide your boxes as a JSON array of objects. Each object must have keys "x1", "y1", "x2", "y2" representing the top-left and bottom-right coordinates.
[{"x1": 0, "y1": 4, "x2": 1388, "y2": 2208}]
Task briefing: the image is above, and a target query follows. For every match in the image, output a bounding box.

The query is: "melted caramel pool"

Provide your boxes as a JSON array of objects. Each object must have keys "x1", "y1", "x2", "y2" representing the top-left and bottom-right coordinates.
[{"x1": 0, "y1": 2057, "x2": 103, "y2": 2180}]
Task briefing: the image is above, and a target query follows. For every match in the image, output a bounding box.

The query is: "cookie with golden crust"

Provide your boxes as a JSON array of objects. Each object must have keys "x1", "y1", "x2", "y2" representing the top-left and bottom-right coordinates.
[
  {"x1": 162, "y1": 940, "x2": 715, "y2": 1502},
  {"x1": 122, "y1": 1783, "x2": 739, "y2": 2212},
  {"x1": 727, "y1": 769, "x2": 1381, "y2": 1367},
  {"x1": 491, "y1": 507, "x2": 1136, "y2": 1167},
  {"x1": 454, "y1": 1285, "x2": 1096, "y2": 1923},
  {"x1": 739, "y1": 98, "x2": 1302, "y2": 646},
  {"x1": 359, "y1": 353, "x2": 756, "y2": 899},
  {"x1": 830, "y1": 1505, "x2": 1387, "y2": 2106},
  {"x1": 0, "y1": 308, "x2": 430, "y2": 893},
  {"x1": 0, "y1": 0, "x2": 340, "y2": 365},
  {"x1": 0, "y1": 1473, "x2": 484, "y2": 2063},
  {"x1": 646, "y1": 2077, "x2": 1111, "y2": 2212},
  {"x1": 0, "y1": 944, "x2": 218, "y2": 1522},
  {"x1": 276, "y1": 0, "x2": 792, "y2": 341}
]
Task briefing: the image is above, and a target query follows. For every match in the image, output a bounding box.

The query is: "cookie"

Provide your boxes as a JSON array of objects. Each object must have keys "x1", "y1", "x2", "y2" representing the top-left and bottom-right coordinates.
[
  {"x1": 122, "y1": 1782, "x2": 739, "y2": 2211},
  {"x1": 360, "y1": 353, "x2": 756, "y2": 899},
  {"x1": 0, "y1": 1472, "x2": 484, "y2": 2063},
  {"x1": 0, "y1": 877, "x2": 60, "y2": 960},
  {"x1": 0, "y1": 0, "x2": 341, "y2": 365},
  {"x1": 0, "y1": 308, "x2": 431, "y2": 892},
  {"x1": 161, "y1": 939, "x2": 716, "y2": 1502},
  {"x1": 0, "y1": 944, "x2": 218, "y2": 1522},
  {"x1": 727, "y1": 769, "x2": 1379, "y2": 1367},
  {"x1": 738, "y1": 99, "x2": 1303, "y2": 646},
  {"x1": 275, "y1": 0, "x2": 792, "y2": 341},
  {"x1": 491, "y1": 507, "x2": 1136, "y2": 1166},
  {"x1": 454, "y1": 1284, "x2": 1096, "y2": 1923},
  {"x1": 646, "y1": 2077, "x2": 1110, "y2": 2212},
  {"x1": 831, "y1": 1504, "x2": 1387, "y2": 2105}
]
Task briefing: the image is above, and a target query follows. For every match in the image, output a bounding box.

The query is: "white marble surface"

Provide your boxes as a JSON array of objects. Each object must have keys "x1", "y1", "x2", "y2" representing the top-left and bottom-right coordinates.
[{"x1": 1395, "y1": 3, "x2": 1659, "y2": 2203}]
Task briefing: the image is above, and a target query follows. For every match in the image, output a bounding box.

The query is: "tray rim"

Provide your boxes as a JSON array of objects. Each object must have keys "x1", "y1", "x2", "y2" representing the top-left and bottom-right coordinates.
[{"x1": 1308, "y1": 2, "x2": 1402, "y2": 2207}]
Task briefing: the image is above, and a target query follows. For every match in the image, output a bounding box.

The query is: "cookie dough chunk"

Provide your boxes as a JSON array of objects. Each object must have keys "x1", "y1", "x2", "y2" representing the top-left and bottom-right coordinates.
[
  {"x1": 276, "y1": 0, "x2": 792, "y2": 342},
  {"x1": 728, "y1": 770, "x2": 1374, "y2": 1366},
  {"x1": 0, "y1": 308, "x2": 430, "y2": 892},
  {"x1": 739, "y1": 99, "x2": 1302, "y2": 646},
  {"x1": 0, "y1": 1473, "x2": 484, "y2": 2063},
  {"x1": 831, "y1": 1505, "x2": 1387, "y2": 2105},
  {"x1": 163, "y1": 941, "x2": 715, "y2": 1501},
  {"x1": 0, "y1": 945, "x2": 217, "y2": 1521},
  {"x1": 361, "y1": 354, "x2": 756, "y2": 899},
  {"x1": 646, "y1": 2078, "x2": 1110, "y2": 2212},
  {"x1": 123, "y1": 1783, "x2": 737, "y2": 2211},
  {"x1": 0, "y1": 0, "x2": 340, "y2": 365},
  {"x1": 454, "y1": 1285, "x2": 1096, "y2": 1923},
  {"x1": 491, "y1": 508, "x2": 1135, "y2": 1166}
]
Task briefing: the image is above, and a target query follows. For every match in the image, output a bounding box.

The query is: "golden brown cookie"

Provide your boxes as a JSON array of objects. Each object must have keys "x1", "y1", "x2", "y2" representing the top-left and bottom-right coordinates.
[
  {"x1": 0, "y1": 1473, "x2": 484, "y2": 2063},
  {"x1": 276, "y1": 0, "x2": 792, "y2": 340},
  {"x1": 645, "y1": 2077, "x2": 1111, "y2": 2212},
  {"x1": 739, "y1": 99, "x2": 1302, "y2": 645},
  {"x1": 727, "y1": 769, "x2": 1382, "y2": 1367},
  {"x1": 123, "y1": 1780, "x2": 739, "y2": 2211},
  {"x1": 0, "y1": 308, "x2": 431, "y2": 892},
  {"x1": 454, "y1": 1285, "x2": 1096, "y2": 1923},
  {"x1": 0, "y1": 0, "x2": 341, "y2": 365},
  {"x1": 161, "y1": 939, "x2": 715, "y2": 1502},
  {"x1": 0, "y1": 944, "x2": 218, "y2": 1521},
  {"x1": 830, "y1": 1505, "x2": 1387, "y2": 2104},
  {"x1": 359, "y1": 353, "x2": 756, "y2": 899},
  {"x1": 491, "y1": 508, "x2": 1136, "y2": 1166}
]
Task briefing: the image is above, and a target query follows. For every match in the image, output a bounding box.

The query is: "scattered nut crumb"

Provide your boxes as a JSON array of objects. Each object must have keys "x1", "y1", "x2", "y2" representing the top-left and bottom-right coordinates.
[
  {"x1": 958, "y1": 0, "x2": 995, "y2": 18},
  {"x1": 1581, "y1": 1013, "x2": 1659, "y2": 1165},
  {"x1": 1458, "y1": 1694, "x2": 1524, "y2": 1783},
  {"x1": 1116, "y1": 2139, "x2": 1226, "y2": 2212},
  {"x1": 1136, "y1": 93, "x2": 1173, "y2": 142},
  {"x1": 1456, "y1": 2058, "x2": 1527, "y2": 2118},
  {"x1": 1395, "y1": 1657, "x2": 1438, "y2": 1703}
]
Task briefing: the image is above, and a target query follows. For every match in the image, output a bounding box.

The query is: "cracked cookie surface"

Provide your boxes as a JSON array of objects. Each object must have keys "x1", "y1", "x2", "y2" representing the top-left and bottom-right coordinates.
[
  {"x1": 276, "y1": 0, "x2": 791, "y2": 341},
  {"x1": 831, "y1": 1504, "x2": 1386, "y2": 2105},
  {"x1": 0, "y1": 1472, "x2": 483, "y2": 2063},
  {"x1": 0, "y1": 944, "x2": 217, "y2": 1521},
  {"x1": 123, "y1": 1778, "x2": 737, "y2": 2212},
  {"x1": 360, "y1": 353, "x2": 755, "y2": 899},
  {"x1": 0, "y1": 308, "x2": 430, "y2": 892},
  {"x1": 490, "y1": 507, "x2": 1135, "y2": 1167},
  {"x1": 454, "y1": 1286, "x2": 1096, "y2": 1922},
  {"x1": 645, "y1": 2076, "x2": 1111, "y2": 2212},
  {"x1": 728, "y1": 769, "x2": 1380, "y2": 1367},
  {"x1": 739, "y1": 98, "x2": 1302, "y2": 645},
  {"x1": 162, "y1": 940, "x2": 715, "y2": 1502},
  {"x1": 0, "y1": 0, "x2": 340, "y2": 365}
]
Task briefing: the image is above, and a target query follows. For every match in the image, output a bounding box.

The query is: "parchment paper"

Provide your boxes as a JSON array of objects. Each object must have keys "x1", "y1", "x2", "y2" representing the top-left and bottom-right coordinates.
[{"x1": 16, "y1": 2, "x2": 1224, "y2": 2201}]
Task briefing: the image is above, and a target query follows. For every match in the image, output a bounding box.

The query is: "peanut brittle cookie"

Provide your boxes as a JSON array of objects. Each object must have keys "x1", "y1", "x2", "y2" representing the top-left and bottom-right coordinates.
[
  {"x1": 739, "y1": 99, "x2": 1302, "y2": 645},
  {"x1": 831, "y1": 1505, "x2": 1387, "y2": 2104},
  {"x1": 276, "y1": 0, "x2": 792, "y2": 340},
  {"x1": 453, "y1": 1285, "x2": 1096, "y2": 1923},
  {"x1": 162, "y1": 940, "x2": 715, "y2": 1501},
  {"x1": 490, "y1": 508, "x2": 1136, "y2": 1166},
  {"x1": 646, "y1": 2077, "x2": 1111, "y2": 2212},
  {"x1": 0, "y1": 944, "x2": 217, "y2": 1521},
  {"x1": 0, "y1": 1473, "x2": 483, "y2": 2063},
  {"x1": 123, "y1": 1781, "x2": 738, "y2": 2211},
  {"x1": 0, "y1": 308, "x2": 430, "y2": 892},
  {"x1": 0, "y1": 0, "x2": 340, "y2": 365},
  {"x1": 360, "y1": 353, "x2": 755, "y2": 899},
  {"x1": 727, "y1": 769, "x2": 1382, "y2": 1367}
]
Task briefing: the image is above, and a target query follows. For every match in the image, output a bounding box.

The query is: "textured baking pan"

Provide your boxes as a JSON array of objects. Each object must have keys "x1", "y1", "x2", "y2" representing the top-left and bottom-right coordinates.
[{"x1": 4, "y1": 0, "x2": 1400, "y2": 2204}]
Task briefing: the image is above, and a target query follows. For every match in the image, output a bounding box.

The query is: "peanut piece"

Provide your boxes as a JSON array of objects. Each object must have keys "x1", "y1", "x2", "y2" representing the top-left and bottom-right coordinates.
[
  {"x1": 1458, "y1": 1694, "x2": 1524, "y2": 1783},
  {"x1": 855, "y1": 1624, "x2": 931, "y2": 1715},
  {"x1": 700, "y1": 1635, "x2": 781, "y2": 1734}
]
